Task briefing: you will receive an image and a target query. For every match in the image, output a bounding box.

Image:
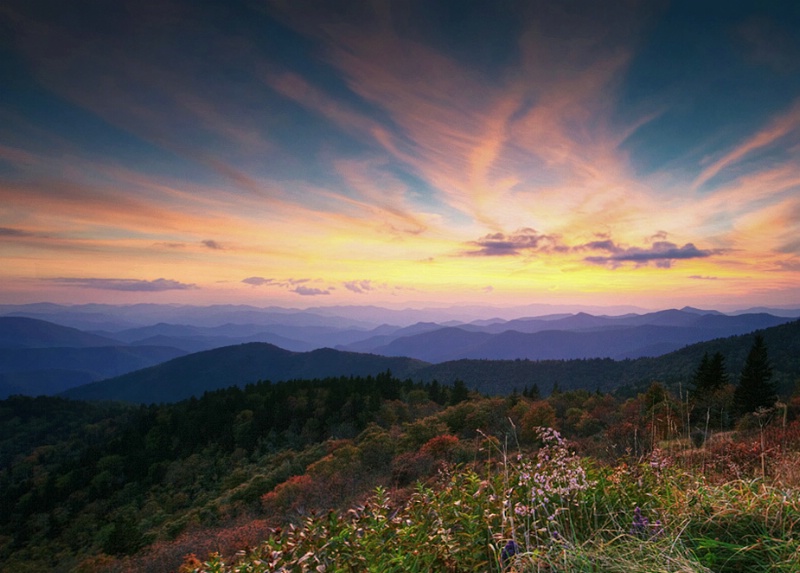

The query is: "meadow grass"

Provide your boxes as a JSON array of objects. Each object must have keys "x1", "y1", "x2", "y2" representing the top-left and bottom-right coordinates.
[{"x1": 181, "y1": 428, "x2": 800, "y2": 573}]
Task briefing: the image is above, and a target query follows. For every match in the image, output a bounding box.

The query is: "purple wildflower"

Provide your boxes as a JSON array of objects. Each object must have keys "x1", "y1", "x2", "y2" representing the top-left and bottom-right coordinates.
[
  {"x1": 630, "y1": 506, "x2": 663, "y2": 538},
  {"x1": 630, "y1": 506, "x2": 648, "y2": 536},
  {"x1": 500, "y1": 540, "x2": 518, "y2": 565}
]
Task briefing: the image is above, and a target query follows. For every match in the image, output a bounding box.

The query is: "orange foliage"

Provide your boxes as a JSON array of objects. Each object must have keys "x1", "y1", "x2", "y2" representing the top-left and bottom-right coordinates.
[
  {"x1": 519, "y1": 400, "x2": 557, "y2": 443},
  {"x1": 420, "y1": 434, "x2": 460, "y2": 460},
  {"x1": 261, "y1": 474, "x2": 315, "y2": 516},
  {"x1": 111, "y1": 520, "x2": 272, "y2": 573}
]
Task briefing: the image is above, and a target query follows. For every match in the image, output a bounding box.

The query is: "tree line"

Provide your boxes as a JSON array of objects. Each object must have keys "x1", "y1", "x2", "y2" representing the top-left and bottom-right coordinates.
[{"x1": 689, "y1": 333, "x2": 779, "y2": 432}]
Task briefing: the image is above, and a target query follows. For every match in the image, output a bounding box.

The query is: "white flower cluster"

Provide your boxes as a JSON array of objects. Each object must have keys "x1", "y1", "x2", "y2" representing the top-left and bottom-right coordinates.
[{"x1": 510, "y1": 427, "x2": 593, "y2": 521}]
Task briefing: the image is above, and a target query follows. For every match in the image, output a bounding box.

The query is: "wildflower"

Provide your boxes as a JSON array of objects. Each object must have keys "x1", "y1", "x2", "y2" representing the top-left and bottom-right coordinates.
[
  {"x1": 630, "y1": 506, "x2": 649, "y2": 536},
  {"x1": 630, "y1": 506, "x2": 663, "y2": 539},
  {"x1": 500, "y1": 540, "x2": 518, "y2": 566}
]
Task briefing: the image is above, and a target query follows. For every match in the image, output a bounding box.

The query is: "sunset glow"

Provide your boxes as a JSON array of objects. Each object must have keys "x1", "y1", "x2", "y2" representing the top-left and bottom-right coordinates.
[{"x1": 1, "y1": 1, "x2": 799, "y2": 310}]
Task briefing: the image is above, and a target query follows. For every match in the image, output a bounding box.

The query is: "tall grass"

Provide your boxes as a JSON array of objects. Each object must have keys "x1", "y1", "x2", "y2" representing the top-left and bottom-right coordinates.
[{"x1": 182, "y1": 427, "x2": 800, "y2": 573}]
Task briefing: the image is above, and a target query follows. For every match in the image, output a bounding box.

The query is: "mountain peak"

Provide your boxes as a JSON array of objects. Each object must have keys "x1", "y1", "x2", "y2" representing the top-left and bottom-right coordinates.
[
  {"x1": 0, "y1": 316, "x2": 119, "y2": 348},
  {"x1": 680, "y1": 306, "x2": 724, "y2": 315}
]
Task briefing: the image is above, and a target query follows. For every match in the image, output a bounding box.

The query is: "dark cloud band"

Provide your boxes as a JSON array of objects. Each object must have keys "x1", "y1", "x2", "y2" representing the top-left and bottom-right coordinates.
[
  {"x1": 584, "y1": 241, "x2": 720, "y2": 268},
  {"x1": 463, "y1": 228, "x2": 565, "y2": 257},
  {"x1": 463, "y1": 229, "x2": 723, "y2": 269},
  {"x1": 49, "y1": 277, "x2": 196, "y2": 291}
]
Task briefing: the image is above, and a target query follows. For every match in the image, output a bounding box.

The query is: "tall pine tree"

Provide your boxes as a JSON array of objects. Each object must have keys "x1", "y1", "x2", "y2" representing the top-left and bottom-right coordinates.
[
  {"x1": 691, "y1": 352, "x2": 711, "y2": 399},
  {"x1": 734, "y1": 334, "x2": 776, "y2": 415},
  {"x1": 691, "y1": 351, "x2": 729, "y2": 398},
  {"x1": 690, "y1": 351, "x2": 731, "y2": 429}
]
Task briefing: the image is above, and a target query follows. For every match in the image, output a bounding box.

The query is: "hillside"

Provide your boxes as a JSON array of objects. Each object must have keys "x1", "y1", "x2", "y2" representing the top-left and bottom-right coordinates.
[
  {"x1": 62, "y1": 343, "x2": 429, "y2": 403},
  {"x1": 0, "y1": 317, "x2": 120, "y2": 348},
  {"x1": 5, "y1": 304, "x2": 794, "y2": 363},
  {"x1": 0, "y1": 373, "x2": 460, "y2": 572},
  {"x1": 0, "y1": 346, "x2": 187, "y2": 398},
  {"x1": 415, "y1": 319, "x2": 800, "y2": 396},
  {"x1": 364, "y1": 313, "x2": 795, "y2": 362},
  {"x1": 0, "y1": 317, "x2": 189, "y2": 398},
  {"x1": 61, "y1": 320, "x2": 800, "y2": 404},
  {"x1": 4, "y1": 366, "x2": 800, "y2": 573}
]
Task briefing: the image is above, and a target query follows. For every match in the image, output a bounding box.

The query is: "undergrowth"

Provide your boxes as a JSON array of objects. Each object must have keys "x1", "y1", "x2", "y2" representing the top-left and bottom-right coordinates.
[{"x1": 181, "y1": 427, "x2": 800, "y2": 573}]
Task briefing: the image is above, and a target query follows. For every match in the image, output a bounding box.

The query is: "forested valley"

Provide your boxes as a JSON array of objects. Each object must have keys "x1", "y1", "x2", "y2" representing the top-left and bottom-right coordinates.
[{"x1": 2, "y1": 332, "x2": 799, "y2": 573}]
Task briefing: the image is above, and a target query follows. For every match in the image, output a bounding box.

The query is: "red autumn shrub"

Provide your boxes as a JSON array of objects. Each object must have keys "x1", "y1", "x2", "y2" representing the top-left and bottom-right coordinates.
[
  {"x1": 420, "y1": 434, "x2": 460, "y2": 460},
  {"x1": 391, "y1": 450, "x2": 435, "y2": 486},
  {"x1": 261, "y1": 474, "x2": 315, "y2": 517}
]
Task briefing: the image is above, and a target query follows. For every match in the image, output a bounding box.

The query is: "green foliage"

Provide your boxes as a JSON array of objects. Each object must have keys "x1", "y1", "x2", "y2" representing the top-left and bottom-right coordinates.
[
  {"x1": 5, "y1": 350, "x2": 800, "y2": 572},
  {"x1": 683, "y1": 479, "x2": 800, "y2": 572},
  {"x1": 0, "y1": 373, "x2": 443, "y2": 572},
  {"x1": 183, "y1": 426, "x2": 800, "y2": 573}
]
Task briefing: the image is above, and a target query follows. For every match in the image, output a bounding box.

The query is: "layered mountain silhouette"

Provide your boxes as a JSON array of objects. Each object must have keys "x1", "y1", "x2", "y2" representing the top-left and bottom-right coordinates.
[
  {"x1": 0, "y1": 317, "x2": 187, "y2": 398},
  {"x1": 413, "y1": 319, "x2": 800, "y2": 397},
  {"x1": 58, "y1": 319, "x2": 800, "y2": 404},
  {"x1": 0, "y1": 316, "x2": 120, "y2": 348},
  {"x1": 339, "y1": 311, "x2": 793, "y2": 362},
  {"x1": 61, "y1": 343, "x2": 428, "y2": 403},
  {"x1": 3, "y1": 307, "x2": 797, "y2": 401}
]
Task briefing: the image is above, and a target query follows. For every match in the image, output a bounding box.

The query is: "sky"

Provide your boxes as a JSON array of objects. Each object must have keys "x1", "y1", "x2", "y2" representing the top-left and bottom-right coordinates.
[{"x1": 1, "y1": 0, "x2": 799, "y2": 311}]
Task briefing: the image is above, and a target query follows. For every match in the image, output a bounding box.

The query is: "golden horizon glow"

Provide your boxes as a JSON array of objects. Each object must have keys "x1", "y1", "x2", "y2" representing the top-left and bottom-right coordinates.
[{"x1": 1, "y1": 1, "x2": 799, "y2": 310}]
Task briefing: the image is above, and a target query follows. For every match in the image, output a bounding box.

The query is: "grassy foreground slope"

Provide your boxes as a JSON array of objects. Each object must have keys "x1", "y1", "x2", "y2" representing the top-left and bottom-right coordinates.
[{"x1": 188, "y1": 429, "x2": 800, "y2": 573}]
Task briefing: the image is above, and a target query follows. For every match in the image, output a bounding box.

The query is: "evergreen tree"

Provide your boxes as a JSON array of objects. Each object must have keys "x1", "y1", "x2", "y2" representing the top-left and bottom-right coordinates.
[
  {"x1": 690, "y1": 351, "x2": 731, "y2": 429},
  {"x1": 427, "y1": 380, "x2": 445, "y2": 404},
  {"x1": 522, "y1": 383, "x2": 540, "y2": 400},
  {"x1": 734, "y1": 334, "x2": 776, "y2": 415},
  {"x1": 708, "y1": 352, "x2": 730, "y2": 391},
  {"x1": 690, "y1": 352, "x2": 711, "y2": 399},
  {"x1": 449, "y1": 379, "x2": 469, "y2": 405},
  {"x1": 691, "y1": 352, "x2": 729, "y2": 398}
]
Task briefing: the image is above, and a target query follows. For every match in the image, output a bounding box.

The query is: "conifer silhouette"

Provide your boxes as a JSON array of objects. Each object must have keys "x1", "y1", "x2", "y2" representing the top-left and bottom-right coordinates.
[{"x1": 734, "y1": 334, "x2": 776, "y2": 415}]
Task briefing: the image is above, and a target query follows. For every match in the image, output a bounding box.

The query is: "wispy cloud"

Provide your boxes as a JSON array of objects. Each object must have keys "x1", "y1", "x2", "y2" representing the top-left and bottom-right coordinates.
[
  {"x1": 49, "y1": 277, "x2": 196, "y2": 291},
  {"x1": 343, "y1": 279, "x2": 376, "y2": 294},
  {"x1": 775, "y1": 260, "x2": 800, "y2": 272},
  {"x1": 293, "y1": 286, "x2": 330, "y2": 296},
  {"x1": 2, "y1": 1, "x2": 798, "y2": 307},
  {"x1": 241, "y1": 277, "x2": 311, "y2": 288},
  {"x1": 0, "y1": 227, "x2": 35, "y2": 238},
  {"x1": 242, "y1": 276, "x2": 333, "y2": 296},
  {"x1": 694, "y1": 99, "x2": 800, "y2": 190},
  {"x1": 242, "y1": 276, "x2": 273, "y2": 286}
]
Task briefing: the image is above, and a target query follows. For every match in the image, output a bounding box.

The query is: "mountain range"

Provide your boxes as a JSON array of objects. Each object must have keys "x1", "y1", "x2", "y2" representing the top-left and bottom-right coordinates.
[
  {"x1": 1, "y1": 305, "x2": 798, "y2": 401},
  {"x1": 61, "y1": 318, "x2": 800, "y2": 404},
  {"x1": 0, "y1": 317, "x2": 188, "y2": 397},
  {"x1": 3, "y1": 302, "x2": 799, "y2": 331},
  {"x1": 347, "y1": 311, "x2": 792, "y2": 362},
  {"x1": 61, "y1": 343, "x2": 428, "y2": 403}
]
